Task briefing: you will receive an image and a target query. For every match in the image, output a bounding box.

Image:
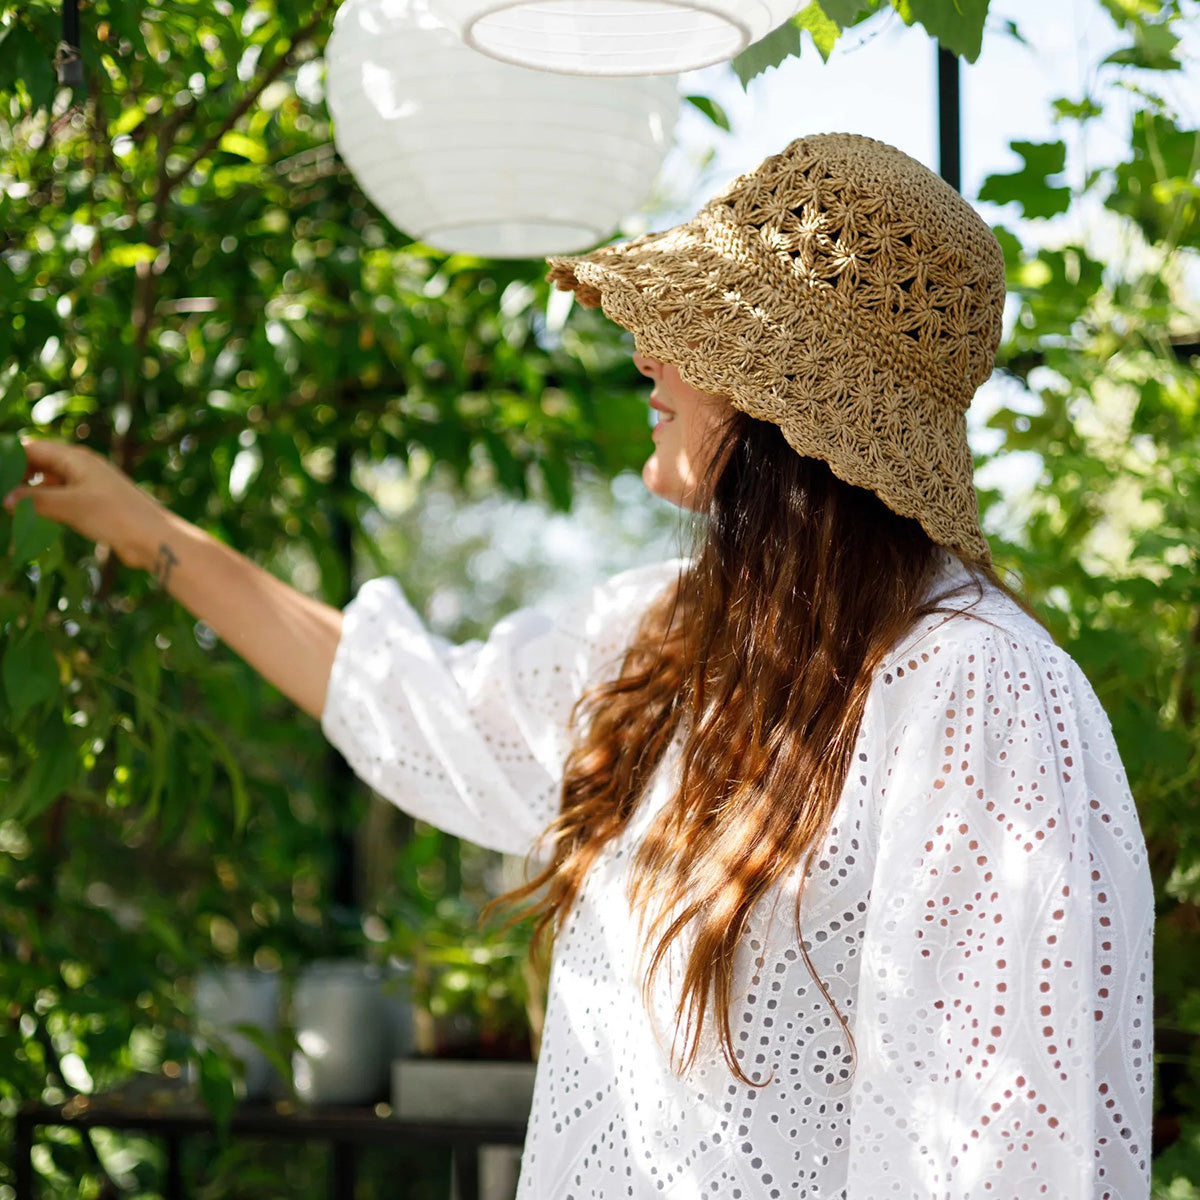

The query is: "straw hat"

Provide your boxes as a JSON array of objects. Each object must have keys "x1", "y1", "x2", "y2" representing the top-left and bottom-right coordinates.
[{"x1": 545, "y1": 132, "x2": 1004, "y2": 563}]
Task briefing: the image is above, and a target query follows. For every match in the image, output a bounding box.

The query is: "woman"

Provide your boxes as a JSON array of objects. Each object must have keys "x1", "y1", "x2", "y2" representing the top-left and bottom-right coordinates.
[{"x1": 8, "y1": 134, "x2": 1154, "y2": 1199}]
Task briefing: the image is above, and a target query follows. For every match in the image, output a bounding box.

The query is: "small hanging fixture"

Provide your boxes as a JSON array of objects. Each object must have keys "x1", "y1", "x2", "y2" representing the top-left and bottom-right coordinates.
[
  {"x1": 325, "y1": 0, "x2": 679, "y2": 258},
  {"x1": 427, "y1": 0, "x2": 805, "y2": 76}
]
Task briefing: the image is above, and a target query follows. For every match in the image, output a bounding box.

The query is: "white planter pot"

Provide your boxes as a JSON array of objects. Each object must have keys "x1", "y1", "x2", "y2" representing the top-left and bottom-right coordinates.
[
  {"x1": 192, "y1": 966, "x2": 280, "y2": 1101},
  {"x1": 293, "y1": 960, "x2": 390, "y2": 1106}
]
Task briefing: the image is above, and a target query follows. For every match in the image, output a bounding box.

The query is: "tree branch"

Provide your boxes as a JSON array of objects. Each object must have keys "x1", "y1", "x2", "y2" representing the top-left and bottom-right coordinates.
[
  {"x1": 167, "y1": 3, "x2": 334, "y2": 191},
  {"x1": 106, "y1": 5, "x2": 333, "y2": 598},
  {"x1": 126, "y1": 0, "x2": 336, "y2": 449}
]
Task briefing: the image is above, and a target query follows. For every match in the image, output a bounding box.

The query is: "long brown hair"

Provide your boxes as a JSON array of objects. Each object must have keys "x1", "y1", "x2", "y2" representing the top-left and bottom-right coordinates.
[{"x1": 496, "y1": 410, "x2": 1046, "y2": 1084}]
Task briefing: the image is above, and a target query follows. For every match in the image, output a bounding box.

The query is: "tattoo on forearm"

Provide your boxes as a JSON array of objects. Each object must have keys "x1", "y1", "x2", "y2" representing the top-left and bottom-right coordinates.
[{"x1": 153, "y1": 542, "x2": 180, "y2": 589}]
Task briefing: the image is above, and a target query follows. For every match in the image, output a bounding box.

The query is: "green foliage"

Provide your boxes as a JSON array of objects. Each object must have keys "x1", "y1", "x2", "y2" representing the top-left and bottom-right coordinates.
[
  {"x1": 1, "y1": 0, "x2": 1199, "y2": 1194},
  {"x1": 730, "y1": 0, "x2": 986, "y2": 87},
  {"x1": 1110, "y1": 110, "x2": 1200, "y2": 247},
  {"x1": 394, "y1": 896, "x2": 536, "y2": 1061},
  {"x1": 0, "y1": 0, "x2": 649, "y2": 1194},
  {"x1": 730, "y1": 0, "x2": 1190, "y2": 87}
]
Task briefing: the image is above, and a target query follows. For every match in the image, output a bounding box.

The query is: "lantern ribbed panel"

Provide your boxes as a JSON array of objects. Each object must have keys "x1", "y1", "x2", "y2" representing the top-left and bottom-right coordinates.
[
  {"x1": 325, "y1": 0, "x2": 679, "y2": 257},
  {"x1": 427, "y1": 0, "x2": 802, "y2": 75}
]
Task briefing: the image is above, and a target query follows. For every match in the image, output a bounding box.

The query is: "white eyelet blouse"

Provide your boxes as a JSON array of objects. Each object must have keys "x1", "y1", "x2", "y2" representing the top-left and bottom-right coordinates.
[{"x1": 321, "y1": 551, "x2": 1154, "y2": 1200}]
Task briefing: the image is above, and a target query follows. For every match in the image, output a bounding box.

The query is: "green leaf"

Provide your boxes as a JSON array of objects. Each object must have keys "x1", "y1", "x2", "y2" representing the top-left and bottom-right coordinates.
[
  {"x1": 893, "y1": 0, "x2": 991, "y2": 62},
  {"x1": 1001, "y1": 18, "x2": 1028, "y2": 45},
  {"x1": 195, "y1": 1045, "x2": 238, "y2": 1132},
  {"x1": 7, "y1": 716, "x2": 79, "y2": 822},
  {"x1": 1107, "y1": 111, "x2": 1200, "y2": 248},
  {"x1": 978, "y1": 140, "x2": 1072, "y2": 219},
  {"x1": 1097, "y1": 0, "x2": 1160, "y2": 28},
  {"x1": 2, "y1": 632, "x2": 59, "y2": 720},
  {"x1": 10, "y1": 496, "x2": 59, "y2": 564},
  {"x1": 0, "y1": 437, "x2": 26, "y2": 496},
  {"x1": 684, "y1": 95, "x2": 731, "y2": 132},
  {"x1": 196, "y1": 725, "x2": 251, "y2": 834},
  {"x1": 818, "y1": 0, "x2": 879, "y2": 23},
  {"x1": 218, "y1": 130, "x2": 269, "y2": 163},
  {"x1": 108, "y1": 244, "x2": 160, "y2": 268},
  {"x1": 0, "y1": 22, "x2": 57, "y2": 112},
  {"x1": 480, "y1": 429, "x2": 525, "y2": 493},
  {"x1": 1052, "y1": 96, "x2": 1104, "y2": 123},
  {"x1": 731, "y1": 20, "x2": 802, "y2": 89},
  {"x1": 990, "y1": 224, "x2": 1025, "y2": 272},
  {"x1": 539, "y1": 454, "x2": 572, "y2": 511},
  {"x1": 109, "y1": 103, "x2": 147, "y2": 137},
  {"x1": 1101, "y1": 20, "x2": 1180, "y2": 71},
  {"x1": 792, "y1": 3, "x2": 841, "y2": 61},
  {"x1": 231, "y1": 1023, "x2": 294, "y2": 1088}
]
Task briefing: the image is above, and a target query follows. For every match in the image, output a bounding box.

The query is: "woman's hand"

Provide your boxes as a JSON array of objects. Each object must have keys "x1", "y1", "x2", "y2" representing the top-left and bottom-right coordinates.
[
  {"x1": 3, "y1": 438, "x2": 169, "y2": 573},
  {"x1": 3, "y1": 436, "x2": 343, "y2": 719}
]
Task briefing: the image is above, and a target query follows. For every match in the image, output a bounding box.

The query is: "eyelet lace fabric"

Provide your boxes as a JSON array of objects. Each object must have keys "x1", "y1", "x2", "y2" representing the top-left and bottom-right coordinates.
[{"x1": 321, "y1": 553, "x2": 1154, "y2": 1200}]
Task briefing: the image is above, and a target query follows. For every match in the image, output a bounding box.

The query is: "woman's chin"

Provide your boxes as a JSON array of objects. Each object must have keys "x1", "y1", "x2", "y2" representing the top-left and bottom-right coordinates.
[
  {"x1": 642, "y1": 457, "x2": 692, "y2": 510},
  {"x1": 641, "y1": 457, "x2": 671, "y2": 503}
]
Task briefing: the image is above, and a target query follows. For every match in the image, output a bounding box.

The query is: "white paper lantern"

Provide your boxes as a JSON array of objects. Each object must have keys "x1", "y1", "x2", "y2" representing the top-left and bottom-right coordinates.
[
  {"x1": 325, "y1": 0, "x2": 679, "y2": 257},
  {"x1": 427, "y1": 0, "x2": 804, "y2": 75}
]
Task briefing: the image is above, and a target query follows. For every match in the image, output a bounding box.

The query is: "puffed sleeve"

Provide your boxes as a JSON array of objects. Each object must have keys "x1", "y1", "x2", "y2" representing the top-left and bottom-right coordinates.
[
  {"x1": 320, "y1": 559, "x2": 684, "y2": 859},
  {"x1": 847, "y1": 616, "x2": 1155, "y2": 1200}
]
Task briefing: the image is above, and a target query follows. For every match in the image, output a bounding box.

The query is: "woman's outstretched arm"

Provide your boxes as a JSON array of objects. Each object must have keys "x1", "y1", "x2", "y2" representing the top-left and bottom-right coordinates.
[{"x1": 5, "y1": 438, "x2": 342, "y2": 721}]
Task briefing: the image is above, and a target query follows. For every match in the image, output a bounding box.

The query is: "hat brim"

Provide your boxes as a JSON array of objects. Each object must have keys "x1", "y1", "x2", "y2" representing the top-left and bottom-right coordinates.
[{"x1": 546, "y1": 223, "x2": 991, "y2": 564}]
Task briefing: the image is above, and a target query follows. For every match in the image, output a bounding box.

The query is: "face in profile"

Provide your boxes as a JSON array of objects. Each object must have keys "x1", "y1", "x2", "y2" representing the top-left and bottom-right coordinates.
[{"x1": 633, "y1": 349, "x2": 732, "y2": 511}]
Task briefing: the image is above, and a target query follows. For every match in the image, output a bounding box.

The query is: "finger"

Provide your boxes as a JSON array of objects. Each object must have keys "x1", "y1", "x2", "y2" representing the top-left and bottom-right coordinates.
[
  {"x1": 19, "y1": 438, "x2": 87, "y2": 484},
  {"x1": 3, "y1": 485, "x2": 31, "y2": 513},
  {"x1": 3, "y1": 483, "x2": 74, "y2": 524}
]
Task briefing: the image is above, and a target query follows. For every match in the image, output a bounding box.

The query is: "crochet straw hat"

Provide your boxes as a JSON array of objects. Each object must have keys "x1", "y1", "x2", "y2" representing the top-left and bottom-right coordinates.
[{"x1": 545, "y1": 132, "x2": 1004, "y2": 563}]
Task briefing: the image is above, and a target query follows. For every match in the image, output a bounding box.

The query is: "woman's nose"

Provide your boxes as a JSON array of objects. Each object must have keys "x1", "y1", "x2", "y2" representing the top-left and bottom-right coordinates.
[{"x1": 633, "y1": 350, "x2": 660, "y2": 379}]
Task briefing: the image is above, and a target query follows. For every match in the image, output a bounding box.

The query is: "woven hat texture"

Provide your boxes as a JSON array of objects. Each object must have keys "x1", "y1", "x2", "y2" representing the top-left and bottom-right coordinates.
[{"x1": 545, "y1": 132, "x2": 1004, "y2": 563}]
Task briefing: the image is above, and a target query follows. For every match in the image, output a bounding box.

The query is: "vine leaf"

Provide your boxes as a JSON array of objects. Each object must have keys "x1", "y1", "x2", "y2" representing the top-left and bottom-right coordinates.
[
  {"x1": 894, "y1": 0, "x2": 990, "y2": 62},
  {"x1": 793, "y1": 3, "x2": 841, "y2": 62},
  {"x1": 3, "y1": 632, "x2": 59, "y2": 720},
  {"x1": 11, "y1": 497, "x2": 60, "y2": 565},
  {"x1": 684, "y1": 95, "x2": 731, "y2": 132},
  {"x1": 0, "y1": 437, "x2": 25, "y2": 495},
  {"x1": 978, "y1": 140, "x2": 1072, "y2": 220},
  {"x1": 8, "y1": 716, "x2": 79, "y2": 822},
  {"x1": 732, "y1": 21, "x2": 803, "y2": 88}
]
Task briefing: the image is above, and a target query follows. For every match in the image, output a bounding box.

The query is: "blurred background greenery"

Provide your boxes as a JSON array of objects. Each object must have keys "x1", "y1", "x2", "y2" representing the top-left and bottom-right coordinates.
[{"x1": 0, "y1": 0, "x2": 1197, "y2": 1196}]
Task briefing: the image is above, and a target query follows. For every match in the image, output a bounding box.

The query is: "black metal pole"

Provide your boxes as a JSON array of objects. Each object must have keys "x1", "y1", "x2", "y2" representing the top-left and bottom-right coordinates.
[
  {"x1": 330, "y1": 1141, "x2": 357, "y2": 1200},
  {"x1": 58, "y1": 0, "x2": 84, "y2": 86},
  {"x1": 164, "y1": 1133, "x2": 184, "y2": 1200},
  {"x1": 61, "y1": 0, "x2": 79, "y2": 45},
  {"x1": 14, "y1": 1114, "x2": 34, "y2": 1200},
  {"x1": 937, "y1": 42, "x2": 961, "y2": 192}
]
